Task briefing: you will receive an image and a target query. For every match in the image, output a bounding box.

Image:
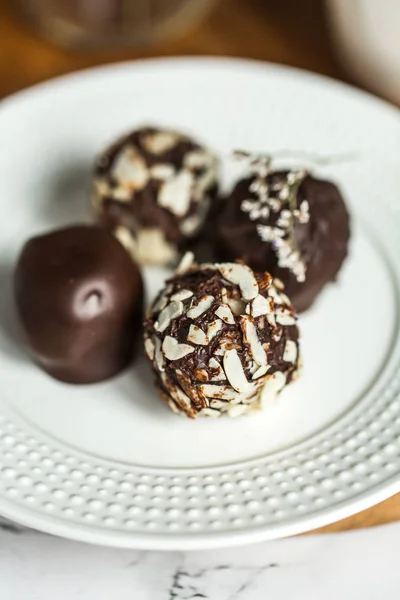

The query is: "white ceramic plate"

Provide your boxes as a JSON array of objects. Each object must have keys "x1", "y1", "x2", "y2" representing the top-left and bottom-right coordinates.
[{"x1": 0, "y1": 57, "x2": 400, "y2": 550}]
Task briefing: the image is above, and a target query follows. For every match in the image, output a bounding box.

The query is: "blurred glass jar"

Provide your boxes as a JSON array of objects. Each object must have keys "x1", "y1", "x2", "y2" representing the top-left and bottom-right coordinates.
[
  {"x1": 21, "y1": 0, "x2": 216, "y2": 48},
  {"x1": 328, "y1": 0, "x2": 400, "y2": 104}
]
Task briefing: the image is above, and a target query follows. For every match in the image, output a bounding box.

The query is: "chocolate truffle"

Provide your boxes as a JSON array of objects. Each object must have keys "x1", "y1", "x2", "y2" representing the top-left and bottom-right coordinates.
[
  {"x1": 14, "y1": 225, "x2": 143, "y2": 384},
  {"x1": 216, "y1": 155, "x2": 350, "y2": 312},
  {"x1": 144, "y1": 254, "x2": 300, "y2": 418},
  {"x1": 93, "y1": 126, "x2": 219, "y2": 266}
]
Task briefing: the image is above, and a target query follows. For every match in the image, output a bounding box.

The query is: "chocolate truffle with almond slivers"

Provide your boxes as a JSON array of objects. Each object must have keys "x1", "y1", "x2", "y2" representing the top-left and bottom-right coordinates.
[
  {"x1": 14, "y1": 226, "x2": 143, "y2": 384},
  {"x1": 144, "y1": 253, "x2": 301, "y2": 418},
  {"x1": 93, "y1": 126, "x2": 219, "y2": 266},
  {"x1": 217, "y1": 153, "x2": 350, "y2": 312}
]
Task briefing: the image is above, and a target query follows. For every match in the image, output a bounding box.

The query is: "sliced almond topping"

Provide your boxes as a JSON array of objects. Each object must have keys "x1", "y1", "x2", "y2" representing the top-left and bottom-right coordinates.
[
  {"x1": 114, "y1": 225, "x2": 137, "y2": 257},
  {"x1": 184, "y1": 149, "x2": 215, "y2": 169},
  {"x1": 207, "y1": 319, "x2": 223, "y2": 341},
  {"x1": 261, "y1": 371, "x2": 287, "y2": 405},
  {"x1": 161, "y1": 372, "x2": 192, "y2": 410},
  {"x1": 162, "y1": 336, "x2": 195, "y2": 360},
  {"x1": 199, "y1": 383, "x2": 242, "y2": 401},
  {"x1": 283, "y1": 340, "x2": 298, "y2": 363},
  {"x1": 220, "y1": 289, "x2": 246, "y2": 316},
  {"x1": 276, "y1": 314, "x2": 296, "y2": 326},
  {"x1": 172, "y1": 386, "x2": 192, "y2": 410},
  {"x1": 273, "y1": 277, "x2": 285, "y2": 291},
  {"x1": 150, "y1": 163, "x2": 175, "y2": 180},
  {"x1": 252, "y1": 364, "x2": 270, "y2": 380},
  {"x1": 251, "y1": 294, "x2": 273, "y2": 317},
  {"x1": 176, "y1": 371, "x2": 208, "y2": 408},
  {"x1": 214, "y1": 339, "x2": 240, "y2": 356},
  {"x1": 258, "y1": 316, "x2": 266, "y2": 330},
  {"x1": 180, "y1": 214, "x2": 202, "y2": 236},
  {"x1": 257, "y1": 271, "x2": 273, "y2": 290},
  {"x1": 176, "y1": 251, "x2": 195, "y2": 274},
  {"x1": 170, "y1": 289, "x2": 193, "y2": 302},
  {"x1": 142, "y1": 130, "x2": 180, "y2": 154},
  {"x1": 135, "y1": 228, "x2": 178, "y2": 265},
  {"x1": 214, "y1": 346, "x2": 225, "y2": 357},
  {"x1": 248, "y1": 360, "x2": 258, "y2": 375},
  {"x1": 210, "y1": 399, "x2": 227, "y2": 409},
  {"x1": 168, "y1": 399, "x2": 181, "y2": 414},
  {"x1": 268, "y1": 285, "x2": 283, "y2": 304},
  {"x1": 201, "y1": 408, "x2": 221, "y2": 418},
  {"x1": 158, "y1": 170, "x2": 194, "y2": 217},
  {"x1": 155, "y1": 300, "x2": 184, "y2": 333},
  {"x1": 111, "y1": 147, "x2": 149, "y2": 191},
  {"x1": 228, "y1": 298, "x2": 246, "y2": 316},
  {"x1": 93, "y1": 179, "x2": 111, "y2": 202},
  {"x1": 240, "y1": 316, "x2": 267, "y2": 366},
  {"x1": 187, "y1": 295, "x2": 214, "y2": 319},
  {"x1": 242, "y1": 395, "x2": 261, "y2": 405},
  {"x1": 144, "y1": 337, "x2": 155, "y2": 361},
  {"x1": 223, "y1": 349, "x2": 252, "y2": 393},
  {"x1": 215, "y1": 304, "x2": 235, "y2": 324},
  {"x1": 110, "y1": 186, "x2": 131, "y2": 202},
  {"x1": 273, "y1": 328, "x2": 282, "y2": 342},
  {"x1": 209, "y1": 357, "x2": 221, "y2": 369},
  {"x1": 187, "y1": 324, "x2": 208, "y2": 345},
  {"x1": 208, "y1": 357, "x2": 225, "y2": 381},
  {"x1": 194, "y1": 369, "x2": 209, "y2": 382},
  {"x1": 217, "y1": 263, "x2": 259, "y2": 301},
  {"x1": 155, "y1": 337, "x2": 165, "y2": 372},
  {"x1": 151, "y1": 293, "x2": 168, "y2": 314},
  {"x1": 227, "y1": 404, "x2": 248, "y2": 418},
  {"x1": 267, "y1": 313, "x2": 276, "y2": 328}
]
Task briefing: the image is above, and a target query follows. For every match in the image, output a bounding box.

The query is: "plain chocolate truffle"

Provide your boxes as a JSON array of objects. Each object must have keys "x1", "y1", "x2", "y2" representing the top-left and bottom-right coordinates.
[
  {"x1": 144, "y1": 254, "x2": 300, "y2": 419},
  {"x1": 93, "y1": 126, "x2": 219, "y2": 266},
  {"x1": 14, "y1": 225, "x2": 143, "y2": 384},
  {"x1": 216, "y1": 160, "x2": 350, "y2": 312}
]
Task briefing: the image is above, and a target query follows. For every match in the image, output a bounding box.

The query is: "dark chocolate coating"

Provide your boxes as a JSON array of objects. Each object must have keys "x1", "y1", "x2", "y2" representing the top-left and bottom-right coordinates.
[
  {"x1": 184, "y1": 193, "x2": 224, "y2": 264},
  {"x1": 98, "y1": 127, "x2": 200, "y2": 245},
  {"x1": 216, "y1": 174, "x2": 350, "y2": 312},
  {"x1": 160, "y1": 269, "x2": 298, "y2": 376},
  {"x1": 144, "y1": 263, "x2": 300, "y2": 418},
  {"x1": 94, "y1": 127, "x2": 219, "y2": 258},
  {"x1": 14, "y1": 226, "x2": 143, "y2": 384}
]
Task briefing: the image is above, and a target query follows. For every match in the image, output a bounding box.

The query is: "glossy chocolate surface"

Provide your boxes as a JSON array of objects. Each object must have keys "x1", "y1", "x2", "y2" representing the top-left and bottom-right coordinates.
[
  {"x1": 217, "y1": 174, "x2": 350, "y2": 312},
  {"x1": 93, "y1": 126, "x2": 219, "y2": 266},
  {"x1": 14, "y1": 225, "x2": 143, "y2": 383}
]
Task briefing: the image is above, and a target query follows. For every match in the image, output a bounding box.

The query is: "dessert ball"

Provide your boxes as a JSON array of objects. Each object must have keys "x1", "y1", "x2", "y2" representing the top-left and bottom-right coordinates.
[
  {"x1": 14, "y1": 225, "x2": 143, "y2": 384},
  {"x1": 216, "y1": 157, "x2": 350, "y2": 312},
  {"x1": 144, "y1": 254, "x2": 300, "y2": 418},
  {"x1": 93, "y1": 126, "x2": 219, "y2": 266}
]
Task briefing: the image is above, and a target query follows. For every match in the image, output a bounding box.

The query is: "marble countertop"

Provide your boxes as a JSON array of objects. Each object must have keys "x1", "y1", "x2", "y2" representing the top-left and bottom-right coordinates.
[{"x1": 1, "y1": 518, "x2": 399, "y2": 599}]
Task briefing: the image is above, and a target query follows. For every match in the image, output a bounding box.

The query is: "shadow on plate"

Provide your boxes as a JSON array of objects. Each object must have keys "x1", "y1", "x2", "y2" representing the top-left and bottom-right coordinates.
[
  {"x1": 0, "y1": 259, "x2": 28, "y2": 363},
  {"x1": 38, "y1": 159, "x2": 94, "y2": 230},
  {"x1": 113, "y1": 351, "x2": 176, "y2": 420}
]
